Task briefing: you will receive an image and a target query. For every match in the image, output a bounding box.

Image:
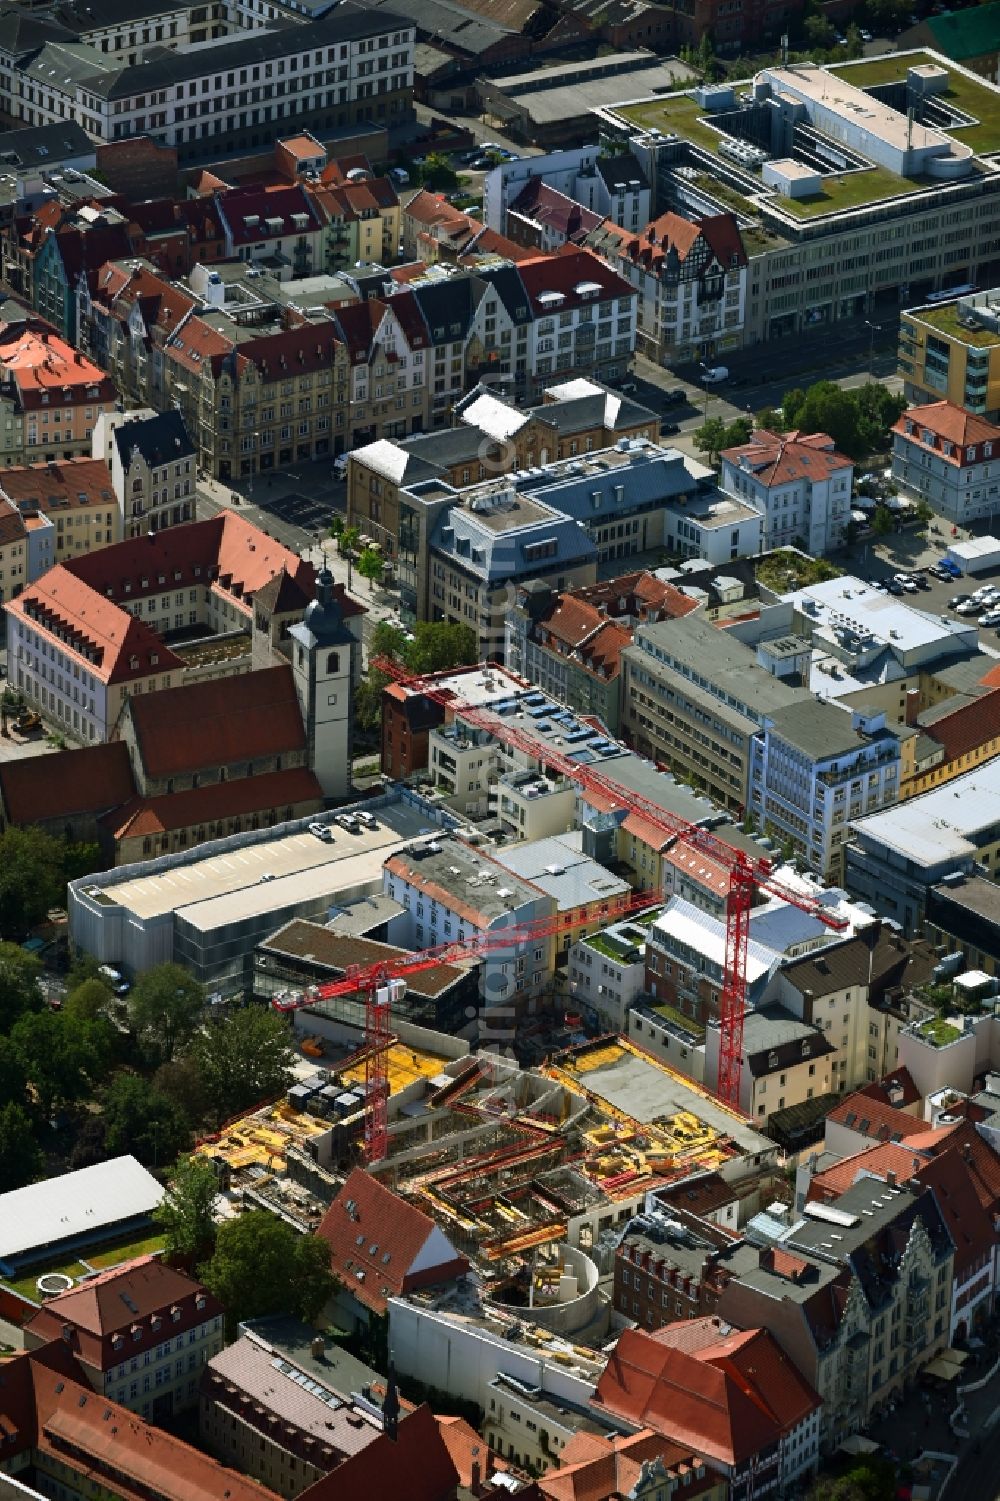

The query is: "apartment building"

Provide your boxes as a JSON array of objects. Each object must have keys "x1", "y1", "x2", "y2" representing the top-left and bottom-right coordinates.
[
  {"x1": 716, "y1": 1177, "x2": 954, "y2": 1449},
  {"x1": 891, "y1": 401, "x2": 1000, "y2": 526},
  {"x1": 596, "y1": 1322, "x2": 822, "y2": 1500},
  {"x1": 15, "y1": 10, "x2": 415, "y2": 164},
  {"x1": 0, "y1": 456, "x2": 119, "y2": 581},
  {"x1": 347, "y1": 377, "x2": 659, "y2": 567},
  {"x1": 5, "y1": 511, "x2": 314, "y2": 742},
  {"x1": 721, "y1": 429, "x2": 854, "y2": 555},
  {"x1": 587, "y1": 211, "x2": 748, "y2": 365},
  {"x1": 505, "y1": 572, "x2": 697, "y2": 734},
  {"x1": 899, "y1": 288, "x2": 1000, "y2": 418},
  {"x1": 748, "y1": 699, "x2": 902, "y2": 883},
  {"x1": 622, "y1": 613, "x2": 809, "y2": 812},
  {"x1": 847, "y1": 757, "x2": 1000, "y2": 932},
  {"x1": 484, "y1": 145, "x2": 651, "y2": 233},
  {"x1": 600, "y1": 54, "x2": 1000, "y2": 346},
  {"x1": 567, "y1": 915, "x2": 651, "y2": 1030},
  {"x1": 23, "y1": 1255, "x2": 224, "y2": 1420},
  {"x1": 613, "y1": 1208, "x2": 738, "y2": 1331},
  {"x1": 106, "y1": 409, "x2": 197, "y2": 539},
  {"x1": 768, "y1": 924, "x2": 937, "y2": 1092},
  {"x1": 0, "y1": 319, "x2": 116, "y2": 466}
]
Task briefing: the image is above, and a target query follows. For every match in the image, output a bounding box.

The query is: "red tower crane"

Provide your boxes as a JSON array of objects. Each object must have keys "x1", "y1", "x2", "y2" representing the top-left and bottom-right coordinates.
[
  {"x1": 279, "y1": 661, "x2": 848, "y2": 1160},
  {"x1": 273, "y1": 891, "x2": 662, "y2": 1162},
  {"x1": 372, "y1": 659, "x2": 849, "y2": 1114}
]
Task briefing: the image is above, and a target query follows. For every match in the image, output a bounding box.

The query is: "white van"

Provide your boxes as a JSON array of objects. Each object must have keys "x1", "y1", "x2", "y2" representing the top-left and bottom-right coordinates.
[{"x1": 702, "y1": 366, "x2": 729, "y2": 384}]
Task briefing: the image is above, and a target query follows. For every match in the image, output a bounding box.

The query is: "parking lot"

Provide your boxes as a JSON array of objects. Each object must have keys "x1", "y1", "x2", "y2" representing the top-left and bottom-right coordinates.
[{"x1": 844, "y1": 536, "x2": 1000, "y2": 650}]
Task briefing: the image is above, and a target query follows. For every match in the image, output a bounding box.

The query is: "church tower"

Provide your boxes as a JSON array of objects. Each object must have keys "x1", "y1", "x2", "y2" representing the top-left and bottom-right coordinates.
[{"x1": 289, "y1": 564, "x2": 356, "y2": 800}]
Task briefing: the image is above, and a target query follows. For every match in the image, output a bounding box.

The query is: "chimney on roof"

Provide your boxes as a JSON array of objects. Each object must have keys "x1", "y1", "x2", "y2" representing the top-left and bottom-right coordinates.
[
  {"x1": 382, "y1": 1355, "x2": 399, "y2": 1442},
  {"x1": 471, "y1": 1450, "x2": 481, "y2": 1492},
  {"x1": 886, "y1": 1170, "x2": 896, "y2": 1188},
  {"x1": 963, "y1": 1141, "x2": 973, "y2": 1162}
]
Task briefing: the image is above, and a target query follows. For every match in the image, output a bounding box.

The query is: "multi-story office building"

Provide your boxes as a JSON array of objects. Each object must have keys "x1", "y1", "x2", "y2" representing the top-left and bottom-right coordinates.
[
  {"x1": 899, "y1": 288, "x2": 1000, "y2": 418},
  {"x1": 16, "y1": 9, "x2": 415, "y2": 163},
  {"x1": 748, "y1": 699, "x2": 902, "y2": 882},
  {"x1": 890, "y1": 400, "x2": 1000, "y2": 527},
  {"x1": 847, "y1": 756, "x2": 1000, "y2": 932},
  {"x1": 622, "y1": 612, "x2": 809, "y2": 811},
  {"x1": 599, "y1": 52, "x2": 1000, "y2": 345},
  {"x1": 720, "y1": 428, "x2": 854, "y2": 555}
]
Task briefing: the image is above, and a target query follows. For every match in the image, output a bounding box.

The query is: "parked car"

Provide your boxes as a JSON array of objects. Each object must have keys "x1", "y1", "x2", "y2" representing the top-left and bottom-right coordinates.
[
  {"x1": 980, "y1": 609, "x2": 1000, "y2": 627},
  {"x1": 914, "y1": 573, "x2": 930, "y2": 588},
  {"x1": 308, "y1": 822, "x2": 334, "y2": 842},
  {"x1": 702, "y1": 366, "x2": 729, "y2": 384},
  {"x1": 860, "y1": 27, "x2": 873, "y2": 39},
  {"x1": 900, "y1": 578, "x2": 919, "y2": 593},
  {"x1": 664, "y1": 387, "x2": 687, "y2": 404},
  {"x1": 389, "y1": 167, "x2": 409, "y2": 185},
  {"x1": 886, "y1": 579, "x2": 903, "y2": 594},
  {"x1": 956, "y1": 598, "x2": 983, "y2": 614},
  {"x1": 336, "y1": 813, "x2": 361, "y2": 833},
  {"x1": 356, "y1": 810, "x2": 379, "y2": 829},
  {"x1": 949, "y1": 594, "x2": 971, "y2": 608},
  {"x1": 660, "y1": 420, "x2": 680, "y2": 436},
  {"x1": 940, "y1": 558, "x2": 962, "y2": 577},
  {"x1": 98, "y1": 964, "x2": 130, "y2": 997}
]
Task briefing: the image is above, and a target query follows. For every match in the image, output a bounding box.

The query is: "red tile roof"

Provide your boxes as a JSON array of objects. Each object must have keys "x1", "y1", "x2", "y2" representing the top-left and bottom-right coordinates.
[
  {"x1": 124, "y1": 664, "x2": 306, "y2": 779},
  {"x1": 297, "y1": 1404, "x2": 458, "y2": 1501},
  {"x1": 8, "y1": 570, "x2": 184, "y2": 685},
  {"x1": 827, "y1": 1092, "x2": 931, "y2": 1143},
  {"x1": 539, "y1": 1429, "x2": 716, "y2": 1501},
  {"x1": 893, "y1": 401, "x2": 1000, "y2": 464},
  {"x1": 218, "y1": 183, "x2": 322, "y2": 245},
  {"x1": 595, "y1": 1327, "x2": 818, "y2": 1466},
  {"x1": 595, "y1": 212, "x2": 746, "y2": 278},
  {"x1": 315, "y1": 1169, "x2": 468, "y2": 1316},
  {"x1": 0, "y1": 1341, "x2": 277, "y2": 1501},
  {"x1": 0, "y1": 322, "x2": 115, "y2": 409},
  {"x1": 509, "y1": 179, "x2": 604, "y2": 243},
  {"x1": 0, "y1": 741, "x2": 134, "y2": 826},
  {"x1": 23, "y1": 1257, "x2": 222, "y2": 1375},
  {"x1": 518, "y1": 247, "x2": 635, "y2": 313},
  {"x1": 103, "y1": 767, "x2": 322, "y2": 841},
  {"x1": 721, "y1": 428, "x2": 852, "y2": 487},
  {"x1": 0, "y1": 456, "x2": 116, "y2": 515}
]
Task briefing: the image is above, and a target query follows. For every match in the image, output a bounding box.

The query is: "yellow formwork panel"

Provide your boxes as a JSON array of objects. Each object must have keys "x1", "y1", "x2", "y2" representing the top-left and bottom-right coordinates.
[{"x1": 341, "y1": 1043, "x2": 448, "y2": 1097}]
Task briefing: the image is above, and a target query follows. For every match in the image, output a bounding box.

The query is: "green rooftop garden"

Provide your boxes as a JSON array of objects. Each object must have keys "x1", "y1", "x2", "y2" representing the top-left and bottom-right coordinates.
[
  {"x1": 910, "y1": 302, "x2": 1000, "y2": 347},
  {"x1": 1, "y1": 1230, "x2": 166, "y2": 1305},
  {"x1": 615, "y1": 55, "x2": 1000, "y2": 228},
  {"x1": 757, "y1": 550, "x2": 843, "y2": 593},
  {"x1": 651, "y1": 1002, "x2": 706, "y2": 1038},
  {"x1": 917, "y1": 1016, "x2": 962, "y2": 1048},
  {"x1": 585, "y1": 930, "x2": 642, "y2": 962}
]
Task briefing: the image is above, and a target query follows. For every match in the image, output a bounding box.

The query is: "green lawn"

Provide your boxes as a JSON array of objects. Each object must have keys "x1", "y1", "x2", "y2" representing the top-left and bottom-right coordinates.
[
  {"x1": 918, "y1": 1017, "x2": 962, "y2": 1047},
  {"x1": 777, "y1": 164, "x2": 921, "y2": 218},
  {"x1": 585, "y1": 930, "x2": 642, "y2": 962},
  {"x1": 651, "y1": 1002, "x2": 706, "y2": 1038},
  {"x1": 912, "y1": 303, "x2": 1000, "y2": 347},
  {"x1": 757, "y1": 551, "x2": 843, "y2": 593},
  {"x1": 2, "y1": 1230, "x2": 166, "y2": 1305}
]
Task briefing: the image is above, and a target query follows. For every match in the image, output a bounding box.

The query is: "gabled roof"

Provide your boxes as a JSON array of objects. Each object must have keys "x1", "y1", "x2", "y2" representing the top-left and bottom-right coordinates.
[
  {"x1": 315, "y1": 1168, "x2": 467, "y2": 1315},
  {"x1": 124, "y1": 664, "x2": 306, "y2": 779},
  {"x1": 594, "y1": 1328, "x2": 799, "y2": 1466},
  {"x1": 508, "y1": 178, "x2": 604, "y2": 242},
  {"x1": 103, "y1": 768, "x2": 322, "y2": 842},
  {"x1": 296, "y1": 1405, "x2": 458, "y2": 1501},
  {"x1": 0, "y1": 740, "x2": 134, "y2": 826},
  {"x1": 517, "y1": 246, "x2": 634, "y2": 313},
  {"x1": 112, "y1": 410, "x2": 195, "y2": 471},
  {"x1": 217, "y1": 183, "x2": 323, "y2": 246},
  {"x1": 826, "y1": 1091, "x2": 930, "y2": 1144},
  {"x1": 893, "y1": 401, "x2": 1000, "y2": 458}
]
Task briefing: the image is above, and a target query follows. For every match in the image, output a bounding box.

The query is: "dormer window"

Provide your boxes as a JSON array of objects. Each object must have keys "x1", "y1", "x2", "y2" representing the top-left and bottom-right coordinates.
[
  {"x1": 986, "y1": 443, "x2": 993, "y2": 458},
  {"x1": 967, "y1": 445, "x2": 977, "y2": 461}
]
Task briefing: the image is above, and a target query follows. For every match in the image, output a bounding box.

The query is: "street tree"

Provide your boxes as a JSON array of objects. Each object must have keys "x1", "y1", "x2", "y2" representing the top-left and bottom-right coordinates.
[
  {"x1": 190, "y1": 1006, "x2": 295, "y2": 1124},
  {"x1": 406, "y1": 621, "x2": 477, "y2": 674},
  {"x1": 720, "y1": 416, "x2": 753, "y2": 450},
  {"x1": 157, "y1": 1155, "x2": 220, "y2": 1265},
  {"x1": 64, "y1": 977, "x2": 114, "y2": 1023},
  {"x1": 11, "y1": 1010, "x2": 114, "y2": 1120},
  {"x1": 872, "y1": 504, "x2": 894, "y2": 536},
  {"x1": 0, "y1": 943, "x2": 43, "y2": 1032},
  {"x1": 693, "y1": 416, "x2": 728, "y2": 465},
  {"x1": 356, "y1": 547, "x2": 385, "y2": 591},
  {"x1": 337, "y1": 524, "x2": 360, "y2": 559},
  {"x1": 200, "y1": 1211, "x2": 337, "y2": 1336},
  {"x1": 130, "y1": 963, "x2": 203, "y2": 1064}
]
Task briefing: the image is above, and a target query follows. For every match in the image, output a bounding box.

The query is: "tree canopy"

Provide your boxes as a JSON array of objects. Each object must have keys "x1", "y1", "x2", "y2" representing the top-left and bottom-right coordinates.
[
  {"x1": 0, "y1": 828, "x2": 66, "y2": 940},
  {"x1": 11, "y1": 1009, "x2": 115, "y2": 1120},
  {"x1": 190, "y1": 1007, "x2": 295, "y2": 1125},
  {"x1": 0, "y1": 1102, "x2": 42, "y2": 1191},
  {"x1": 780, "y1": 380, "x2": 905, "y2": 459},
  {"x1": 359, "y1": 619, "x2": 479, "y2": 730},
  {"x1": 130, "y1": 963, "x2": 204, "y2": 1065},
  {"x1": 0, "y1": 943, "x2": 43, "y2": 1033},
  {"x1": 199, "y1": 1212, "x2": 337, "y2": 1336},
  {"x1": 102, "y1": 1072, "x2": 192, "y2": 1168},
  {"x1": 157, "y1": 1155, "x2": 220, "y2": 1265}
]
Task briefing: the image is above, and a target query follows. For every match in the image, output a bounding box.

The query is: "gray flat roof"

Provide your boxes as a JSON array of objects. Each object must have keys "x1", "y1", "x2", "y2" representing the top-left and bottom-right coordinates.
[
  {"x1": 852, "y1": 755, "x2": 1000, "y2": 865},
  {"x1": 766, "y1": 697, "x2": 876, "y2": 761},
  {"x1": 489, "y1": 830, "x2": 630, "y2": 912},
  {"x1": 633, "y1": 614, "x2": 809, "y2": 723},
  {"x1": 82, "y1": 802, "x2": 432, "y2": 925},
  {"x1": 572, "y1": 1047, "x2": 775, "y2": 1155}
]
